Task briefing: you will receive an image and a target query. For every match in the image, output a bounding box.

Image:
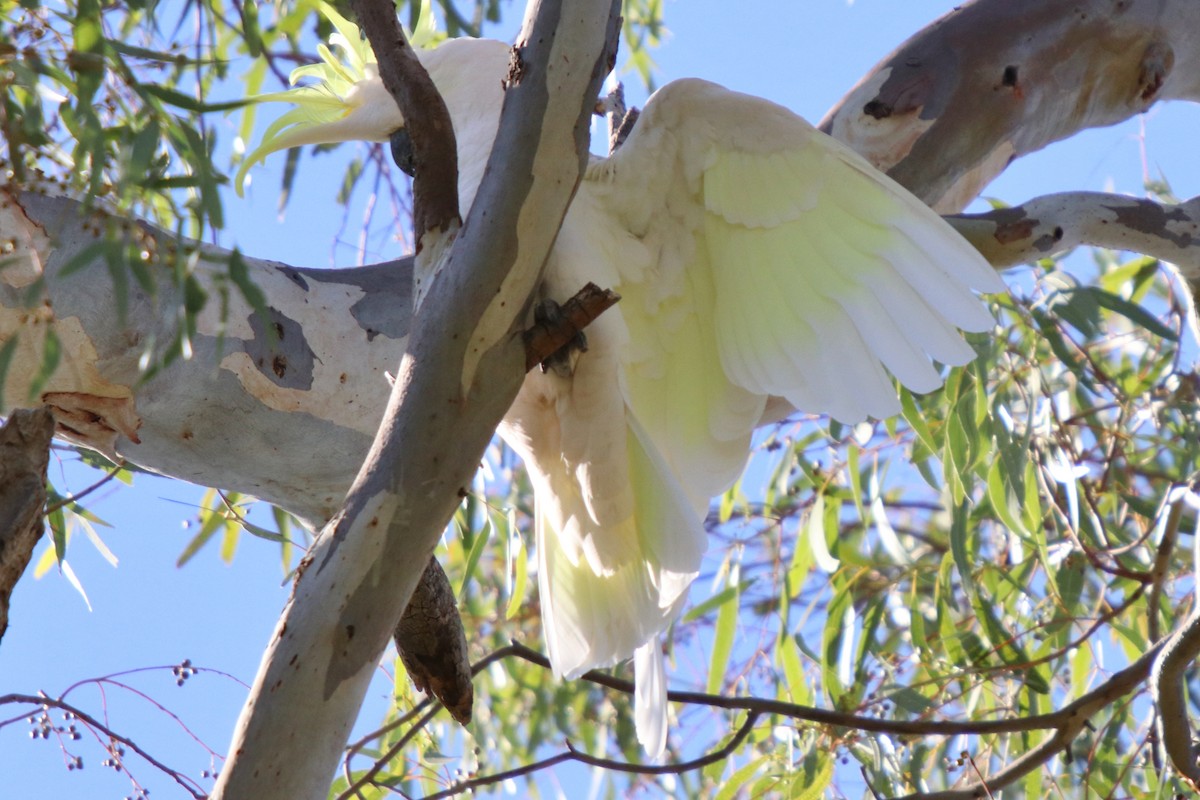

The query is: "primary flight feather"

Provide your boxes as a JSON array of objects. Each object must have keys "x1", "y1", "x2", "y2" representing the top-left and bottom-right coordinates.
[{"x1": 235, "y1": 5, "x2": 1005, "y2": 757}]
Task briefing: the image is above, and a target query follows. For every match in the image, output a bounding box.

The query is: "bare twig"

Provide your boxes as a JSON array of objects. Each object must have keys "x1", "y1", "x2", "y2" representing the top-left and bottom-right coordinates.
[
  {"x1": 341, "y1": 638, "x2": 1163, "y2": 800},
  {"x1": 335, "y1": 703, "x2": 440, "y2": 800},
  {"x1": 499, "y1": 640, "x2": 1160, "y2": 740},
  {"x1": 0, "y1": 693, "x2": 207, "y2": 799},
  {"x1": 1148, "y1": 491, "x2": 1188, "y2": 643},
  {"x1": 421, "y1": 712, "x2": 761, "y2": 799}
]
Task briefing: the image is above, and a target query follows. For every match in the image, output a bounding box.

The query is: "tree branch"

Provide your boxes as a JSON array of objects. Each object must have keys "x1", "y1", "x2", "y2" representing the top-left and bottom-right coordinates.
[
  {"x1": 209, "y1": 3, "x2": 622, "y2": 797},
  {"x1": 822, "y1": 0, "x2": 1200, "y2": 212},
  {"x1": 0, "y1": 692, "x2": 207, "y2": 799},
  {"x1": 418, "y1": 713, "x2": 761, "y2": 799},
  {"x1": 948, "y1": 193, "x2": 1200, "y2": 285},
  {"x1": 497, "y1": 640, "x2": 1160, "y2": 740},
  {"x1": 1152, "y1": 604, "x2": 1200, "y2": 789},
  {"x1": 0, "y1": 406, "x2": 54, "y2": 643},
  {"x1": 349, "y1": 0, "x2": 458, "y2": 240}
]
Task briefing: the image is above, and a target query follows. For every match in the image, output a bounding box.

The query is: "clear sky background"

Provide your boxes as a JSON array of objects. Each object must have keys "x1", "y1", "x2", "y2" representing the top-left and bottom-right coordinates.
[{"x1": 3, "y1": 1, "x2": 1198, "y2": 798}]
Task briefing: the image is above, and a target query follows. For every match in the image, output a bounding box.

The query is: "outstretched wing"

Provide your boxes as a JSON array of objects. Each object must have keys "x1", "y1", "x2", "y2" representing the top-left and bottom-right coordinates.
[{"x1": 583, "y1": 77, "x2": 1005, "y2": 500}]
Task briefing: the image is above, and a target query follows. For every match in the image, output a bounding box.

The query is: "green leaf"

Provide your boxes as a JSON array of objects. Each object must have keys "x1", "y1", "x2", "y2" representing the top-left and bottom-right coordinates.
[
  {"x1": 458, "y1": 514, "x2": 493, "y2": 598},
  {"x1": 27, "y1": 328, "x2": 61, "y2": 401},
  {"x1": 273, "y1": 505, "x2": 294, "y2": 574},
  {"x1": 77, "y1": 517, "x2": 118, "y2": 567},
  {"x1": 786, "y1": 516, "x2": 815, "y2": 599},
  {"x1": 790, "y1": 749, "x2": 833, "y2": 800},
  {"x1": 1088, "y1": 285, "x2": 1178, "y2": 340},
  {"x1": 900, "y1": 386, "x2": 938, "y2": 454},
  {"x1": 48, "y1": 500, "x2": 68, "y2": 564},
  {"x1": 228, "y1": 248, "x2": 269, "y2": 323},
  {"x1": 219, "y1": 509, "x2": 240, "y2": 564},
  {"x1": 0, "y1": 335, "x2": 18, "y2": 406},
  {"x1": 806, "y1": 494, "x2": 839, "y2": 573},
  {"x1": 337, "y1": 157, "x2": 365, "y2": 206},
  {"x1": 706, "y1": 573, "x2": 740, "y2": 695},
  {"x1": 986, "y1": 456, "x2": 1028, "y2": 538},
  {"x1": 241, "y1": 0, "x2": 263, "y2": 57},
  {"x1": 138, "y1": 84, "x2": 247, "y2": 113},
  {"x1": 504, "y1": 528, "x2": 527, "y2": 620},
  {"x1": 821, "y1": 578, "x2": 853, "y2": 704},
  {"x1": 176, "y1": 489, "x2": 226, "y2": 567},
  {"x1": 949, "y1": 500, "x2": 974, "y2": 587},
  {"x1": 235, "y1": 517, "x2": 288, "y2": 544},
  {"x1": 846, "y1": 444, "x2": 864, "y2": 521},
  {"x1": 683, "y1": 579, "x2": 750, "y2": 623},
  {"x1": 778, "y1": 632, "x2": 810, "y2": 705},
  {"x1": 713, "y1": 754, "x2": 768, "y2": 800}
]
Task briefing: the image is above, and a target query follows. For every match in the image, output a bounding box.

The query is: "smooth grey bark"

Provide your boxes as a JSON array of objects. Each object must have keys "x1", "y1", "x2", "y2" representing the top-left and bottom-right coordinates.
[
  {"x1": 822, "y1": 0, "x2": 1200, "y2": 213},
  {"x1": 207, "y1": 1, "x2": 621, "y2": 797}
]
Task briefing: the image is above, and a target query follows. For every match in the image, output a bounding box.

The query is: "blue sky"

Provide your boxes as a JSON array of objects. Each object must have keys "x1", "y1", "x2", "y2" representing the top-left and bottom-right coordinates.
[{"x1": 3, "y1": 1, "x2": 1199, "y2": 798}]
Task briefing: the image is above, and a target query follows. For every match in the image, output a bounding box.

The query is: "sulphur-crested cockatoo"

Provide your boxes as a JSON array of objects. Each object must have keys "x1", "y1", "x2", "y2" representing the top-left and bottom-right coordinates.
[{"x1": 235, "y1": 4, "x2": 1004, "y2": 757}]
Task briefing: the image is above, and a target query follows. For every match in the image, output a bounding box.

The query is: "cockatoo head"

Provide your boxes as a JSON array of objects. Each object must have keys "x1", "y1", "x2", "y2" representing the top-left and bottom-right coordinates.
[{"x1": 234, "y1": 1, "x2": 509, "y2": 210}]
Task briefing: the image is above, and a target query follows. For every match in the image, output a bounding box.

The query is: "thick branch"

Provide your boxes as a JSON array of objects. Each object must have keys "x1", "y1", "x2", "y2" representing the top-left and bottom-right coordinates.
[
  {"x1": 209, "y1": 3, "x2": 622, "y2": 798},
  {"x1": 0, "y1": 406, "x2": 54, "y2": 643},
  {"x1": 349, "y1": 0, "x2": 458, "y2": 237},
  {"x1": 822, "y1": 0, "x2": 1200, "y2": 212},
  {"x1": 948, "y1": 193, "x2": 1200, "y2": 282}
]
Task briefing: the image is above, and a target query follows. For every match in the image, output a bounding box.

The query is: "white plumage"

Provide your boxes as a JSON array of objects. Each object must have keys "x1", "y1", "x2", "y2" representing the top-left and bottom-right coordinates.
[{"x1": 236, "y1": 6, "x2": 1005, "y2": 758}]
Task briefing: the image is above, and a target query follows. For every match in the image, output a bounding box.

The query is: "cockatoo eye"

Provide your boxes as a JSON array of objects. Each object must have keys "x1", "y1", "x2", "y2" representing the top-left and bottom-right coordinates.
[{"x1": 389, "y1": 128, "x2": 416, "y2": 176}]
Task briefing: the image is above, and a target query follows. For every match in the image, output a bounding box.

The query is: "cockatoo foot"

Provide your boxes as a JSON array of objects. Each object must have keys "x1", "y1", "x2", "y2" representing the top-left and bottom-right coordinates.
[{"x1": 533, "y1": 298, "x2": 589, "y2": 377}]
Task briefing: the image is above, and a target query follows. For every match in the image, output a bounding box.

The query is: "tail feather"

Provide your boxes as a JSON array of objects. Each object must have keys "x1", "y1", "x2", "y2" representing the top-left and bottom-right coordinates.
[
  {"x1": 536, "y1": 412, "x2": 706, "y2": 681},
  {"x1": 635, "y1": 638, "x2": 668, "y2": 760}
]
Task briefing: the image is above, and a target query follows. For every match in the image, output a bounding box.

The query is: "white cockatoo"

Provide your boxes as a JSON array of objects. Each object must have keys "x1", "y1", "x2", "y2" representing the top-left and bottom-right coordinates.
[{"x1": 235, "y1": 4, "x2": 1005, "y2": 757}]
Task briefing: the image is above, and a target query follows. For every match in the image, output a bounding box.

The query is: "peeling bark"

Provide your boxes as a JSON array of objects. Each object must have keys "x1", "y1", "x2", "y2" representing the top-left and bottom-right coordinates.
[
  {"x1": 393, "y1": 556, "x2": 473, "y2": 724},
  {"x1": 0, "y1": 406, "x2": 54, "y2": 643}
]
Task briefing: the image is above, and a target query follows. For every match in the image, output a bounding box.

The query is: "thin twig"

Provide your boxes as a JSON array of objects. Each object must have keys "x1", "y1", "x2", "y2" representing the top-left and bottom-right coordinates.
[
  {"x1": 335, "y1": 703, "x2": 440, "y2": 800},
  {"x1": 0, "y1": 693, "x2": 207, "y2": 799},
  {"x1": 421, "y1": 713, "x2": 761, "y2": 799},
  {"x1": 503, "y1": 639, "x2": 1159, "y2": 738},
  {"x1": 44, "y1": 460, "x2": 126, "y2": 514}
]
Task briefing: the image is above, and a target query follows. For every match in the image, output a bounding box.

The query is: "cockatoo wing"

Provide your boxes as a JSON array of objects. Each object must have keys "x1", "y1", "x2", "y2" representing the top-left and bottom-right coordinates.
[{"x1": 583, "y1": 78, "x2": 1005, "y2": 501}]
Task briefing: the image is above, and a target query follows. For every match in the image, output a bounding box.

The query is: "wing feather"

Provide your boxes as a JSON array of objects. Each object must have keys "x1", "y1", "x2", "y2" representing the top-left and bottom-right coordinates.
[{"x1": 588, "y1": 77, "x2": 1002, "y2": 436}]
